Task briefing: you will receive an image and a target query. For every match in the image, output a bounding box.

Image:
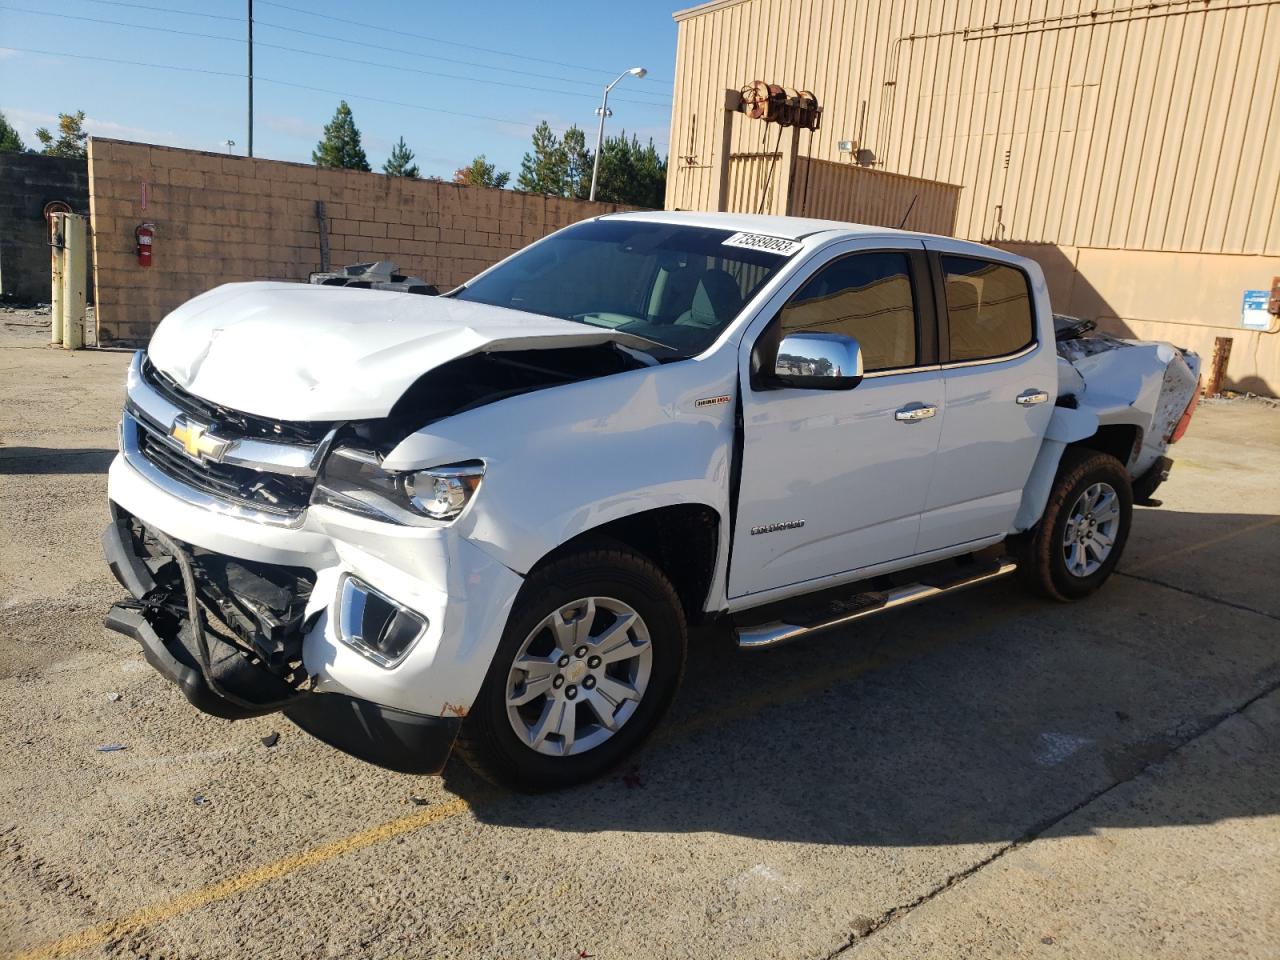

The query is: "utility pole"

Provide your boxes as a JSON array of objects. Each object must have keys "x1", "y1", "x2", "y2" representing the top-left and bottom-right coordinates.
[
  {"x1": 589, "y1": 66, "x2": 646, "y2": 202},
  {"x1": 247, "y1": 0, "x2": 254, "y2": 157}
]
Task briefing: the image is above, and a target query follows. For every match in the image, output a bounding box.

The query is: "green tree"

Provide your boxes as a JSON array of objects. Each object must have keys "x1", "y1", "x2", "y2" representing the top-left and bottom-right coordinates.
[
  {"x1": 312, "y1": 101, "x2": 370, "y2": 171},
  {"x1": 593, "y1": 131, "x2": 666, "y2": 208},
  {"x1": 0, "y1": 111, "x2": 26, "y2": 153},
  {"x1": 35, "y1": 110, "x2": 88, "y2": 158},
  {"x1": 516, "y1": 121, "x2": 564, "y2": 195},
  {"x1": 454, "y1": 154, "x2": 510, "y2": 189},
  {"x1": 383, "y1": 136, "x2": 420, "y2": 177},
  {"x1": 561, "y1": 125, "x2": 593, "y2": 200}
]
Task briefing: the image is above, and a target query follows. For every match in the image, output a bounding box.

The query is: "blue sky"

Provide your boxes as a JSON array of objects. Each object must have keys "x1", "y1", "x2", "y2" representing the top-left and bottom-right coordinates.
[{"x1": 0, "y1": 0, "x2": 680, "y2": 179}]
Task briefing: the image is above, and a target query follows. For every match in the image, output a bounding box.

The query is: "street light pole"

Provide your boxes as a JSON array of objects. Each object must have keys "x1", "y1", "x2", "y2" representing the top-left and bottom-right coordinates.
[
  {"x1": 589, "y1": 66, "x2": 646, "y2": 202},
  {"x1": 247, "y1": 0, "x2": 254, "y2": 158}
]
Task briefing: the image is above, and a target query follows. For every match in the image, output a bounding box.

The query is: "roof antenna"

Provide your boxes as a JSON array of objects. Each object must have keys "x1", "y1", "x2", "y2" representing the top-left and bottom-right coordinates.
[{"x1": 898, "y1": 194, "x2": 918, "y2": 229}]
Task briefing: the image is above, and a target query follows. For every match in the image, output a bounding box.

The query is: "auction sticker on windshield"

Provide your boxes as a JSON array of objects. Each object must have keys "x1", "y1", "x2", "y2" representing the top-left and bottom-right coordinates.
[{"x1": 722, "y1": 233, "x2": 803, "y2": 256}]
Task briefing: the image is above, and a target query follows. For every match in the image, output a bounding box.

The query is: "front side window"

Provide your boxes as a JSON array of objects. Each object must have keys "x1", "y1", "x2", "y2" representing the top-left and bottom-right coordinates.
[
  {"x1": 453, "y1": 219, "x2": 791, "y2": 360},
  {"x1": 779, "y1": 251, "x2": 918, "y2": 372},
  {"x1": 941, "y1": 256, "x2": 1035, "y2": 362}
]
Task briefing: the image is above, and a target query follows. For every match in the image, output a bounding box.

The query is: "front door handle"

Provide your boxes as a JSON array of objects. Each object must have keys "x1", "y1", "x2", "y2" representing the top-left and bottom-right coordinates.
[
  {"x1": 1016, "y1": 389, "x2": 1050, "y2": 406},
  {"x1": 895, "y1": 403, "x2": 938, "y2": 422}
]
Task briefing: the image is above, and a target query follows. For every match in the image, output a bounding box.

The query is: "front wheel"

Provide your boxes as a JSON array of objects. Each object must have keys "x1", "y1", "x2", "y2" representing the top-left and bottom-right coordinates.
[
  {"x1": 1013, "y1": 447, "x2": 1133, "y2": 602},
  {"x1": 455, "y1": 546, "x2": 687, "y2": 791}
]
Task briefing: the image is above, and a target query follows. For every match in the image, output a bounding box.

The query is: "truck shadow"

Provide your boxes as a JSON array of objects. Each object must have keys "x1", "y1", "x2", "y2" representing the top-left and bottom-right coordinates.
[{"x1": 442, "y1": 508, "x2": 1280, "y2": 846}]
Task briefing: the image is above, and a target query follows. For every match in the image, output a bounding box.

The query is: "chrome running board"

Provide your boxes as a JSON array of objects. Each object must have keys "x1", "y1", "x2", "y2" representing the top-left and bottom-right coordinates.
[{"x1": 734, "y1": 559, "x2": 1018, "y2": 650}]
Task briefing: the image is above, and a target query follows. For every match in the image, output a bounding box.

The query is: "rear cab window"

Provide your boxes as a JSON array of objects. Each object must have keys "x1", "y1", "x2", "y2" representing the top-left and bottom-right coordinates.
[{"x1": 940, "y1": 255, "x2": 1035, "y2": 362}]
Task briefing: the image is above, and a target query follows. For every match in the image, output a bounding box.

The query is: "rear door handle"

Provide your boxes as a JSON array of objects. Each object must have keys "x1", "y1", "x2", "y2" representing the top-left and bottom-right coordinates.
[
  {"x1": 895, "y1": 403, "x2": 938, "y2": 422},
  {"x1": 1016, "y1": 389, "x2": 1050, "y2": 406}
]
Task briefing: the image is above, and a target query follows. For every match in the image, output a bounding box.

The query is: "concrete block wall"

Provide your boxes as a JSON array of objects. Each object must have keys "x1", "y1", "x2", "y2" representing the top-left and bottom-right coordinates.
[
  {"x1": 87, "y1": 139, "x2": 637, "y2": 344},
  {"x1": 0, "y1": 154, "x2": 90, "y2": 303}
]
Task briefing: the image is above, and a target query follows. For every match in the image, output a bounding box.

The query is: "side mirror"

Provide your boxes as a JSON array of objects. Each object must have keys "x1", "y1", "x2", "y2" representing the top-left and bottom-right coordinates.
[{"x1": 773, "y1": 332, "x2": 864, "y2": 390}]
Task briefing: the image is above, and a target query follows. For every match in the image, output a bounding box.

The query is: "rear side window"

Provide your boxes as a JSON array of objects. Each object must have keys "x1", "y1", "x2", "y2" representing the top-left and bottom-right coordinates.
[
  {"x1": 780, "y1": 251, "x2": 917, "y2": 372},
  {"x1": 941, "y1": 256, "x2": 1035, "y2": 362}
]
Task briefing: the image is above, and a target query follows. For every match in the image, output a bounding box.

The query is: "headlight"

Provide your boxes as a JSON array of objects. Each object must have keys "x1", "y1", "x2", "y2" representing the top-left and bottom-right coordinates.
[
  {"x1": 404, "y1": 465, "x2": 485, "y2": 520},
  {"x1": 312, "y1": 447, "x2": 485, "y2": 524}
]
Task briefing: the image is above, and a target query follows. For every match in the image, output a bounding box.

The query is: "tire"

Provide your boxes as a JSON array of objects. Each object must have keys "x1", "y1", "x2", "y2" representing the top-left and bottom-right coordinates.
[
  {"x1": 455, "y1": 546, "x2": 687, "y2": 792},
  {"x1": 1013, "y1": 447, "x2": 1133, "y2": 602}
]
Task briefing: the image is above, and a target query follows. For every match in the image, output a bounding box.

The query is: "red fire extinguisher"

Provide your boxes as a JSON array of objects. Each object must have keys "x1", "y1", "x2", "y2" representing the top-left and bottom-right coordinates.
[{"x1": 135, "y1": 223, "x2": 155, "y2": 267}]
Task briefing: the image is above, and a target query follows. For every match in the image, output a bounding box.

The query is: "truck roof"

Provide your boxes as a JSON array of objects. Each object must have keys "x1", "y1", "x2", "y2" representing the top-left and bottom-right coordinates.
[{"x1": 601, "y1": 209, "x2": 941, "y2": 243}]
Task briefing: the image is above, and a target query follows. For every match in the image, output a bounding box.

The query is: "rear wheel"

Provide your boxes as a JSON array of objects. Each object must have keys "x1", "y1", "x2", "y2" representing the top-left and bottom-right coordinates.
[
  {"x1": 1014, "y1": 447, "x2": 1133, "y2": 601},
  {"x1": 455, "y1": 546, "x2": 686, "y2": 791}
]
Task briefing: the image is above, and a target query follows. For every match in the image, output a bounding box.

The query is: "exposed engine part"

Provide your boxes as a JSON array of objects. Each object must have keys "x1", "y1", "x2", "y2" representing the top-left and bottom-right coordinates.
[
  {"x1": 123, "y1": 513, "x2": 315, "y2": 695},
  {"x1": 310, "y1": 260, "x2": 438, "y2": 295}
]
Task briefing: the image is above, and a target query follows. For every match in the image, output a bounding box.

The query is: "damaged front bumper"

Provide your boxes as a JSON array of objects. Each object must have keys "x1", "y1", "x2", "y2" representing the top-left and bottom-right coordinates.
[{"x1": 102, "y1": 511, "x2": 462, "y2": 773}]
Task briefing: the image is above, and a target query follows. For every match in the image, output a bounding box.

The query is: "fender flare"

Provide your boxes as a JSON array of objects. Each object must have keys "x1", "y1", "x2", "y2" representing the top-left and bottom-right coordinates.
[{"x1": 1011, "y1": 406, "x2": 1099, "y2": 533}]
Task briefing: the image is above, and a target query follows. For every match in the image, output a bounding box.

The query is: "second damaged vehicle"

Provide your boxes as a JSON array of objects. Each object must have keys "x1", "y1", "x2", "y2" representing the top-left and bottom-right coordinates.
[{"x1": 103, "y1": 212, "x2": 1201, "y2": 790}]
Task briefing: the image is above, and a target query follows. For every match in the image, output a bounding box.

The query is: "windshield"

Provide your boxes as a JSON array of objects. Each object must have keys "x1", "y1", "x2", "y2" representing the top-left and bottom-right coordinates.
[{"x1": 453, "y1": 219, "x2": 794, "y2": 359}]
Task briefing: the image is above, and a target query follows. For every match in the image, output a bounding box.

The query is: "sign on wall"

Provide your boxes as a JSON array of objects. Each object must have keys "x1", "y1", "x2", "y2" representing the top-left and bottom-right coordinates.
[{"x1": 1242, "y1": 290, "x2": 1272, "y2": 330}]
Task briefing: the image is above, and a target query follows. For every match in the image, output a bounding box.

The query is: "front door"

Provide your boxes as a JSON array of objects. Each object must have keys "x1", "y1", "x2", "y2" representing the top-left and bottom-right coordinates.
[{"x1": 730, "y1": 244, "x2": 943, "y2": 599}]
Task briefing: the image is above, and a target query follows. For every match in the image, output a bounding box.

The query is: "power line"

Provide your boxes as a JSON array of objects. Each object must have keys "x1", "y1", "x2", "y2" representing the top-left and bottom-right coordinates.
[
  {"x1": 256, "y1": 0, "x2": 674, "y2": 85},
  {"x1": 250, "y1": 24, "x2": 672, "y2": 109},
  {"x1": 0, "y1": 46, "x2": 670, "y2": 149},
  {"x1": 61, "y1": 0, "x2": 243, "y2": 21},
  {"x1": 40, "y1": 0, "x2": 674, "y2": 101}
]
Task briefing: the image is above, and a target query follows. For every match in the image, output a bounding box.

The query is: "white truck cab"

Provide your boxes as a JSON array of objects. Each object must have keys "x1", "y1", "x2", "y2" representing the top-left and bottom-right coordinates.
[{"x1": 102, "y1": 213, "x2": 1200, "y2": 790}]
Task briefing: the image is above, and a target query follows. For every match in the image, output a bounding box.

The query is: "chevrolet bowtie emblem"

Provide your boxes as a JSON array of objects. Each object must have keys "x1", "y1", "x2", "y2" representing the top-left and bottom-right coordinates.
[{"x1": 170, "y1": 417, "x2": 231, "y2": 462}]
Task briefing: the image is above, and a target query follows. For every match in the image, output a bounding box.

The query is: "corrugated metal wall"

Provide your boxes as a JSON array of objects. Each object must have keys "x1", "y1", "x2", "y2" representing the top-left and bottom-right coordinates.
[
  {"x1": 667, "y1": 0, "x2": 1280, "y2": 255},
  {"x1": 789, "y1": 158, "x2": 961, "y2": 233}
]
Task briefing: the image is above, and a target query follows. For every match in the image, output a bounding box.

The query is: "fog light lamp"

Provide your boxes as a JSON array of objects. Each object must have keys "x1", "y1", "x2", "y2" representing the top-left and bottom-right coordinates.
[{"x1": 338, "y1": 575, "x2": 427, "y2": 667}]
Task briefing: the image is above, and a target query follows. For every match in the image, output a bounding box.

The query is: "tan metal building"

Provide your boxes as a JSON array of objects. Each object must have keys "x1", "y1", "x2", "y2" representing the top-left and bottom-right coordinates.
[{"x1": 666, "y1": 0, "x2": 1280, "y2": 394}]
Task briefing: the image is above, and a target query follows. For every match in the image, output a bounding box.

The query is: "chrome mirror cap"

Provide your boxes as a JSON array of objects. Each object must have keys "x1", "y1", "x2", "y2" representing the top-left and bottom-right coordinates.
[{"x1": 774, "y1": 332, "x2": 864, "y2": 390}]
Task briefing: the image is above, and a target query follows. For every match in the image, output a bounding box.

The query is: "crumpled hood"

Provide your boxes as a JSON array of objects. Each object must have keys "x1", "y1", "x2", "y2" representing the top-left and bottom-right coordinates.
[{"x1": 147, "y1": 282, "x2": 658, "y2": 421}]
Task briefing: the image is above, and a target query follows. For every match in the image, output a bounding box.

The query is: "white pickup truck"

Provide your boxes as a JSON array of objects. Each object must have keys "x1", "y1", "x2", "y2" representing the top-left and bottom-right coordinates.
[{"x1": 102, "y1": 212, "x2": 1201, "y2": 790}]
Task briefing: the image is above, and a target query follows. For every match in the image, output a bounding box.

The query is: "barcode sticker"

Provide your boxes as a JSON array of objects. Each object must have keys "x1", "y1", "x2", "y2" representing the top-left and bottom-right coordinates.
[{"x1": 722, "y1": 232, "x2": 803, "y2": 256}]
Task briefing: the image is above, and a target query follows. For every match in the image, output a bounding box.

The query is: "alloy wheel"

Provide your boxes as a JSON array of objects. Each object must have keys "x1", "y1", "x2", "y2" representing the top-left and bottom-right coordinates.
[
  {"x1": 504, "y1": 597, "x2": 653, "y2": 757},
  {"x1": 1063, "y1": 481, "x2": 1120, "y2": 577}
]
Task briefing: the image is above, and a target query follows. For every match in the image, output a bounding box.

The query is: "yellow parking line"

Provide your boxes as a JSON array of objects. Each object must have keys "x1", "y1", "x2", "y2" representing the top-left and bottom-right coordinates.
[
  {"x1": 1127, "y1": 515, "x2": 1280, "y2": 573},
  {"x1": 11, "y1": 798, "x2": 471, "y2": 960}
]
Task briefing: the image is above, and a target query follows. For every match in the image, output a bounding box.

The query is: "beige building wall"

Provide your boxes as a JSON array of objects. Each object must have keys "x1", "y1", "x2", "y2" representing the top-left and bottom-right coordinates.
[
  {"x1": 87, "y1": 139, "x2": 636, "y2": 344},
  {"x1": 667, "y1": 0, "x2": 1280, "y2": 393}
]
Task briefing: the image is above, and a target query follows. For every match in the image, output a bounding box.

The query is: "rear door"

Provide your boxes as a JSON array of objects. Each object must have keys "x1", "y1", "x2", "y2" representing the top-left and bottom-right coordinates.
[
  {"x1": 916, "y1": 243, "x2": 1057, "y2": 553},
  {"x1": 729, "y1": 240, "x2": 944, "y2": 599}
]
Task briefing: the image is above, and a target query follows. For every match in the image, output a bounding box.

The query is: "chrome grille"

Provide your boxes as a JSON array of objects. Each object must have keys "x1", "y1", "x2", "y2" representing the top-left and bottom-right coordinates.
[
  {"x1": 122, "y1": 352, "x2": 333, "y2": 525},
  {"x1": 135, "y1": 416, "x2": 313, "y2": 517}
]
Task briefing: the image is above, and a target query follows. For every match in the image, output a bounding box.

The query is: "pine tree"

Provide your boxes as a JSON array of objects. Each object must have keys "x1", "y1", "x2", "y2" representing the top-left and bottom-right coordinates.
[
  {"x1": 516, "y1": 121, "x2": 564, "y2": 195},
  {"x1": 35, "y1": 110, "x2": 87, "y2": 158},
  {"x1": 561, "y1": 125, "x2": 593, "y2": 200},
  {"x1": 312, "y1": 101, "x2": 371, "y2": 171},
  {"x1": 0, "y1": 111, "x2": 25, "y2": 153},
  {"x1": 383, "y1": 136, "x2": 420, "y2": 178},
  {"x1": 453, "y1": 155, "x2": 510, "y2": 189},
  {"x1": 593, "y1": 131, "x2": 667, "y2": 208}
]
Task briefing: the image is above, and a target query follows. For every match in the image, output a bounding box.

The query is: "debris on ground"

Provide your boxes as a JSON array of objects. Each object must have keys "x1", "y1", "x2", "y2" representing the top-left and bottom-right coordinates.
[
  {"x1": 409, "y1": 795, "x2": 429, "y2": 806},
  {"x1": 260, "y1": 732, "x2": 280, "y2": 748},
  {"x1": 193, "y1": 794, "x2": 210, "y2": 806},
  {"x1": 107, "y1": 692, "x2": 121, "y2": 702},
  {"x1": 96, "y1": 743, "x2": 126, "y2": 752}
]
